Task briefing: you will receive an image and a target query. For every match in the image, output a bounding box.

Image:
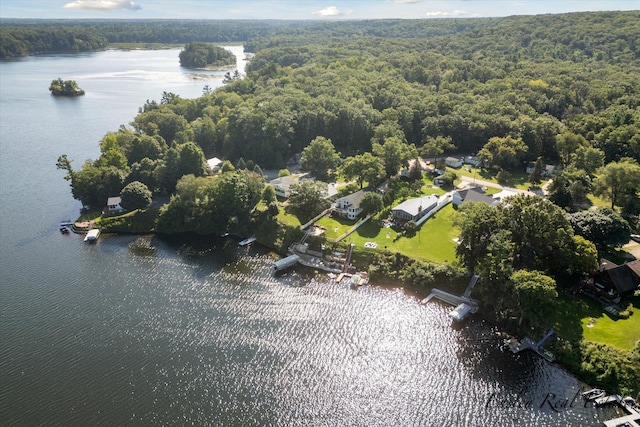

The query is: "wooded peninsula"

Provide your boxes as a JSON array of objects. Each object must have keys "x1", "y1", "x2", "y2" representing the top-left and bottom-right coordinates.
[{"x1": 6, "y1": 12, "x2": 638, "y2": 395}]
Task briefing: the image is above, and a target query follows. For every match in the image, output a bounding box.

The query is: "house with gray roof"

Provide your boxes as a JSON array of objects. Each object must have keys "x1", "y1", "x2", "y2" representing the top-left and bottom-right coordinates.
[
  {"x1": 445, "y1": 157, "x2": 463, "y2": 168},
  {"x1": 391, "y1": 194, "x2": 439, "y2": 223},
  {"x1": 452, "y1": 187, "x2": 499, "y2": 207},
  {"x1": 334, "y1": 189, "x2": 367, "y2": 220},
  {"x1": 269, "y1": 175, "x2": 299, "y2": 198}
]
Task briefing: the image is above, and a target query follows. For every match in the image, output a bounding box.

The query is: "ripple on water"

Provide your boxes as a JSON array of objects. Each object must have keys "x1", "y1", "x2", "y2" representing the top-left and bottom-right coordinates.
[{"x1": 1, "y1": 243, "x2": 618, "y2": 426}]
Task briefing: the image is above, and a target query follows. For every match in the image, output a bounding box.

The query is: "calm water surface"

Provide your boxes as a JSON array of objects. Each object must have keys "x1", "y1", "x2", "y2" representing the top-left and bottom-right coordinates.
[{"x1": 0, "y1": 47, "x2": 618, "y2": 426}]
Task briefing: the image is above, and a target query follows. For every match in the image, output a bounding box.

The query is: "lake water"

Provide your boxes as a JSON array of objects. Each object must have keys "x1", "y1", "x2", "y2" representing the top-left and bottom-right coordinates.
[{"x1": 0, "y1": 47, "x2": 619, "y2": 426}]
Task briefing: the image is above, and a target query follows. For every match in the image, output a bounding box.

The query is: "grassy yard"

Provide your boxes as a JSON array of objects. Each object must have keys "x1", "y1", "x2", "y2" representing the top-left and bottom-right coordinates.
[
  {"x1": 448, "y1": 166, "x2": 534, "y2": 190},
  {"x1": 551, "y1": 293, "x2": 640, "y2": 351},
  {"x1": 387, "y1": 204, "x2": 460, "y2": 263},
  {"x1": 275, "y1": 206, "x2": 303, "y2": 228},
  {"x1": 316, "y1": 203, "x2": 459, "y2": 263},
  {"x1": 587, "y1": 194, "x2": 611, "y2": 208}
]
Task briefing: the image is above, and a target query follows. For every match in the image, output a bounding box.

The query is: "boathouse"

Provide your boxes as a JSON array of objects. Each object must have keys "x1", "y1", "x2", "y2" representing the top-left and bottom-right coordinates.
[{"x1": 273, "y1": 254, "x2": 300, "y2": 273}]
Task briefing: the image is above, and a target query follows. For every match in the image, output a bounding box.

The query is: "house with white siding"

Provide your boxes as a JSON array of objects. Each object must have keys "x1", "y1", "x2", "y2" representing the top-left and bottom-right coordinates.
[{"x1": 334, "y1": 190, "x2": 367, "y2": 220}]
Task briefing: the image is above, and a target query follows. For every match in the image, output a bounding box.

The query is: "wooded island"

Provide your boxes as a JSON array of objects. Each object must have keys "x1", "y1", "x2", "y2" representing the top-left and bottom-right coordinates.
[{"x1": 49, "y1": 78, "x2": 84, "y2": 96}]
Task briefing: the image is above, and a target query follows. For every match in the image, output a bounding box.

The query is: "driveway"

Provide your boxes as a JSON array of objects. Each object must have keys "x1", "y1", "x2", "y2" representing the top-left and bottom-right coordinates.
[{"x1": 623, "y1": 241, "x2": 640, "y2": 260}]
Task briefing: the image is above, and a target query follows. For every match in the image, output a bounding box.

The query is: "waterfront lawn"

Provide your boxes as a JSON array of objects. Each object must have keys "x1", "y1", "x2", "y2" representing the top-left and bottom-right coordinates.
[
  {"x1": 552, "y1": 293, "x2": 640, "y2": 351},
  {"x1": 276, "y1": 209, "x2": 302, "y2": 228},
  {"x1": 336, "y1": 204, "x2": 459, "y2": 263},
  {"x1": 97, "y1": 207, "x2": 158, "y2": 233},
  {"x1": 389, "y1": 204, "x2": 459, "y2": 263},
  {"x1": 315, "y1": 215, "x2": 355, "y2": 240}
]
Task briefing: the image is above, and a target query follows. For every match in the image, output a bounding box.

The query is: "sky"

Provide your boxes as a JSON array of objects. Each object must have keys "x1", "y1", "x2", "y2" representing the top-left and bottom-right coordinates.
[{"x1": 0, "y1": 0, "x2": 637, "y2": 20}]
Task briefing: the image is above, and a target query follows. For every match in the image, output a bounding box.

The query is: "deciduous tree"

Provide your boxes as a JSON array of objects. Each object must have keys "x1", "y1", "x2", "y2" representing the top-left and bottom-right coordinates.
[
  {"x1": 593, "y1": 158, "x2": 640, "y2": 209},
  {"x1": 300, "y1": 136, "x2": 340, "y2": 181},
  {"x1": 120, "y1": 181, "x2": 152, "y2": 211},
  {"x1": 372, "y1": 137, "x2": 417, "y2": 177},
  {"x1": 340, "y1": 152, "x2": 384, "y2": 189}
]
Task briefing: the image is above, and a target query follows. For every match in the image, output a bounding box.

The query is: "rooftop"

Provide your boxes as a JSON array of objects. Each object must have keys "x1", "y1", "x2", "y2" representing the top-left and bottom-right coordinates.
[{"x1": 392, "y1": 194, "x2": 439, "y2": 217}]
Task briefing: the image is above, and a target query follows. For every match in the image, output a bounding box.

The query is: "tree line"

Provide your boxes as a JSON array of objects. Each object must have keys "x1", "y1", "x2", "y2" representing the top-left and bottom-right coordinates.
[{"x1": 0, "y1": 19, "x2": 314, "y2": 58}]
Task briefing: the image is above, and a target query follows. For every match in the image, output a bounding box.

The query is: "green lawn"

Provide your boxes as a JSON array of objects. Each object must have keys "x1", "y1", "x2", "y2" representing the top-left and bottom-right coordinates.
[
  {"x1": 551, "y1": 293, "x2": 640, "y2": 351},
  {"x1": 275, "y1": 209, "x2": 302, "y2": 228},
  {"x1": 587, "y1": 194, "x2": 611, "y2": 208},
  {"x1": 389, "y1": 204, "x2": 459, "y2": 263},
  {"x1": 316, "y1": 215, "x2": 354, "y2": 240},
  {"x1": 318, "y1": 203, "x2": 459, "y2": 263},
  {"x1": 449, "y1": 166, "x2": 534, "y2": 190}
]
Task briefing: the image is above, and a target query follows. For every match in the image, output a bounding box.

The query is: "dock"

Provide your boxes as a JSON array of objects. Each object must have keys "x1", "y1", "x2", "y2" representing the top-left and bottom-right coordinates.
[
  {"x1": 422, "y1": 275, "x2": 480, "y2": 321},
  {"x1": 507, "y1": 329, "x2": 556, "y2": 362},
  {"x1": 238, "y1": 236, "x2": 256, "y2": 246},
  {"x1": 589, "y1": 394, "x2": 640, "y2": 427},
  {"x1": 597, "y1": 395, "x2": 622, "y2": 406}
]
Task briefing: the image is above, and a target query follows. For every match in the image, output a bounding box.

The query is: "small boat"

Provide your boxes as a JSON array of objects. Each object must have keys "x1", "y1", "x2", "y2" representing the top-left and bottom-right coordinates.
[
  {"x1": 84, "y1": 229, "x2": 100, "y2": 242},
  {"x1": 60, "y1": 219, "x2": 73, "y2": 233},
  {"x1": 238, "y1": 236, "x2": 256, "y2": 246},
  {"x1": 582, "y1": 388, "x2": 606, "y2": 401}
]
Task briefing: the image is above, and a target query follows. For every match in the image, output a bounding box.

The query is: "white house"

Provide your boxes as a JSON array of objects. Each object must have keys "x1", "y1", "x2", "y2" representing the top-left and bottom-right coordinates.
[
  {"x1": 391, "y1": 194, "x2": 438, "y2": 222},
  {"x1": 269, "y1": 175, "x2": 299, "y2": 198},
  {"x1": 526, "y1": 162, "x2": 556, "y2": 177},
  {"x1": 334, "y1": 189, "x2": 367, "y2": 220},
  {"x1": 445, "y1": 157, "x2": 464, "y2": 168},
  {"x1": 207, "y1": 157, "x2": 223, "y2": 172},
  {"x1": 106, "y1": 196, "x2": 124, "y2": 214}
]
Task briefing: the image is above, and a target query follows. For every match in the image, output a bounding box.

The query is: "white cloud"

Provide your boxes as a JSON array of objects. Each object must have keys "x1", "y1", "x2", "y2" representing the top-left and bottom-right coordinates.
[
  {"x1": 395, "y1": 0, "x2": 422, "y2": 3},
  {"x1": 425, "y1": 9, "x2": 467, "y2": 17},
  {"x1": 313, "y1": 6, "x2": 339, "y2": 17},
  {"x1": 312, "y1": 6, "x2": 353, "y2": 17},
  {"x1": 63, "y1": 0, "x2": 141, "y2": 11}
]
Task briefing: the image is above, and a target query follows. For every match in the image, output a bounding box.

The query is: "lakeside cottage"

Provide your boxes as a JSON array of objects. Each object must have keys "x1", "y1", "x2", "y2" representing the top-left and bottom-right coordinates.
[
  {"x1": 106, "y1": 196, "x2": 124, "y2": 215},
  {"x1": 334, "y1": 189, "x2": 367, "y2": 220},
  {"x1": 269, "y1": 175, "x2": 300, "y2": 199},
  {"x1": 526, "y1": 162, "x2": 557, "y2": 177},
  {"x1": 593, "y1": 259, "x2": 640, "y2": 302},
  {"x1": 463, "y1": 156, "x2": 481, "y2": 167},
  {"x1": 206, "y1": 157, "x2": 222, "y2": 172},
  {"x1": 391, "y1": 194, "x2": 439, "y2": 223}
]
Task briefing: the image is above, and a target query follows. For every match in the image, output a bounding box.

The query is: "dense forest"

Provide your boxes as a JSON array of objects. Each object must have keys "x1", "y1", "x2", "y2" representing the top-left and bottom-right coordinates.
[
  {"x1": 0, "y1": 19, "x2": 313, "y2": 58},
  {"x1": 44, "y1": 10, "x2": 640, "y2": 395},
  {"x1": 50, "y1": 11, "x2": 640, "y2": 211}
]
